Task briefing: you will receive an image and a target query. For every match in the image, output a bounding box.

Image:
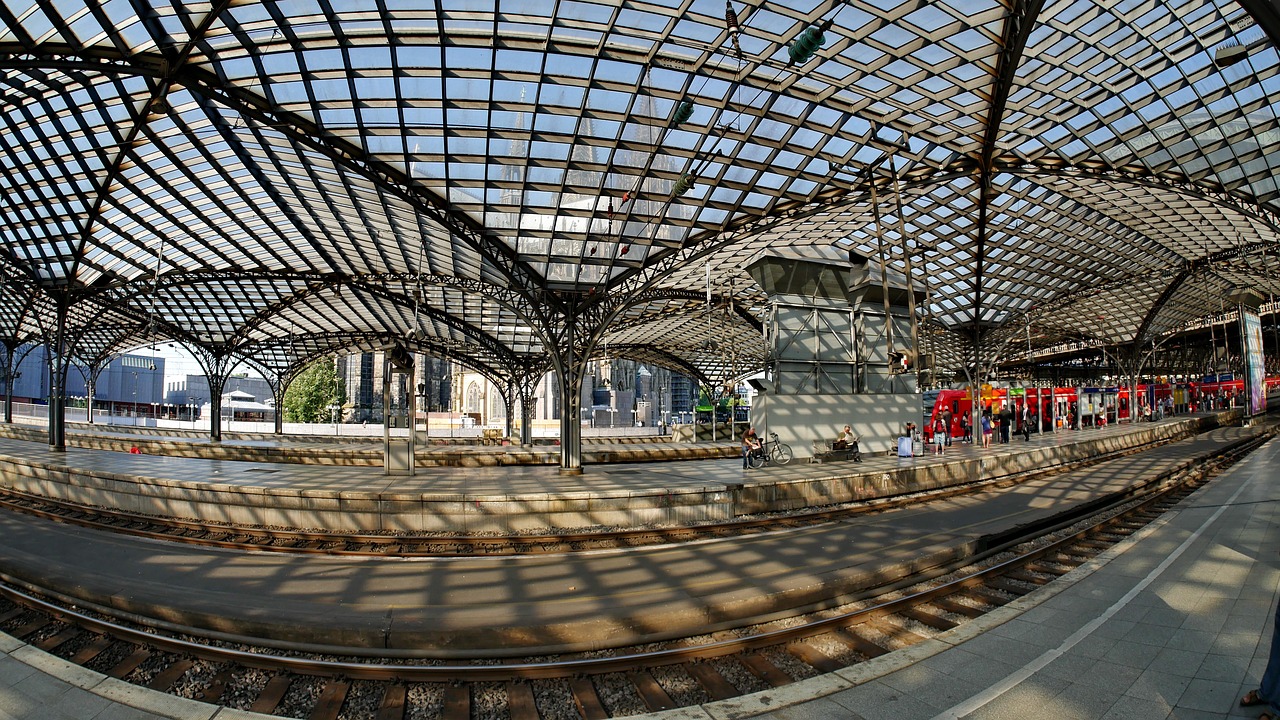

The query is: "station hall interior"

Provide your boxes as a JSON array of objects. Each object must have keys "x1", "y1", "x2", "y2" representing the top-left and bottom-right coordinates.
[{"x1": 4, "y1": 1, "x2": 1280, "y2": 719}]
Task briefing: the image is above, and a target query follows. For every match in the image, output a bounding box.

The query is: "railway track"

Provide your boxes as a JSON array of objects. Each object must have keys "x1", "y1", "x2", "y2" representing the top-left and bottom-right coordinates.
[
  {"x1": 0, "y1": 428, "x2": 1205, "y2": 557},
  {"x1": 0, "y1": 432, "x2": 1268, "y2": 720}
]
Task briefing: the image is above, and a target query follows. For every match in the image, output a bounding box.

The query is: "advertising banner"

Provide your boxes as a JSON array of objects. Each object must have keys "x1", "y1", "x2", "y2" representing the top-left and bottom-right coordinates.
[{"x1": 1240, "y1": 307, "x2": 1266, "y2": 416}]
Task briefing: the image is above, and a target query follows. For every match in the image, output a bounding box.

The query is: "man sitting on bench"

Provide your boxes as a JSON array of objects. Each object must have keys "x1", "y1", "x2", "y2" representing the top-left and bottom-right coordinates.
[{"x1": 833, "y1": 424, "x2": 856, "y2": 451}]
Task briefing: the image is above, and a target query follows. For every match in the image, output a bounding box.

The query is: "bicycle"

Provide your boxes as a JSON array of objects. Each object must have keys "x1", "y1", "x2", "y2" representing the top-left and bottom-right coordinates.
[{"x1": 747, "y1": 432, "x2": 793, "y2": 468}]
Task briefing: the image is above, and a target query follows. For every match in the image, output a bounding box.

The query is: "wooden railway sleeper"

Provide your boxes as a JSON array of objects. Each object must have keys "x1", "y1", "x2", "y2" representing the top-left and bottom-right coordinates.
[
  {"x1": 506, "y1": 680, "x2": 540, "y2": 720},
  {"x1": 1112, "y1": 519, "x2": 1149, "y2": 531},
  {"x1": 0, "y1": 607, "x2": 27, "y2": 625},
  {"x1": 10, "y1": 617, "x2": 53, "y2": 641},
  {"x1": 569, "y1": 676, "x2": 609, "y2": 720},
  {"x1": 631, "y1": 669, "x2": 677, "y2": 711},
  {"x1": 68, "y1": 635, "x2": 113, "y2": 665},
  {"x1": 686, "y1": 662, "x2": 740, "y2": 700},
  {"x1": 872, "y1": 618, "x2": 930, "y2": 646},
  {"x1": 1004, "y1": 569, "x2": 1052, "y2": 585},
  {"x1": 33, "y1": 626, "x2": 80, "y2": 652},
  {"x1": 375, "y1": 684, "x2": 408, "y2": 720},
  {"x1": 106, "y1": 646, "x2": 151, "y2": 679},
  {"x1": 311, "y1": 679, "x2": 351, "y2": 720},
  {"x1": 195, "y1": 665, "x2": 235, "y2": 703},
  {"x1": 831, "y1": 626, "x2": 892, "y2": 659},
  {"x1": 1048, "y1": 551, "x2": 1087, "y2": 566},
  {"x1": 146, "y1": 658, "x2": 194, "y2": 692},
  {"x1": 931, "y1": 596, "x2": 987, "y2": 619},
  {"x1": 897, "y1": 606, "x2": 958, "y2": 632},
  {"x1": 786, "y1": 641, "x2": 845, "y2": 673},
  {"x1": 250, "y1": 674, "x2": 294, "y2": 715},
  {"x1": 964, "y1": 585, "x2": 1017, "y2": 606},
  {"x1": 443, "y1": 683, "x2": 470, "y2": 720},
  {"x1": 739, "y1": 652, "x2": 793, "y2": 688},
  {"x1": 1024, "y1": 561, "x2": 1070, "y2": 577}
]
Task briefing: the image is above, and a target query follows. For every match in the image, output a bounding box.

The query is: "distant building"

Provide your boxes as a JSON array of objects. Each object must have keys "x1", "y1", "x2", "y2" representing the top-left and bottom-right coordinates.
[
  {"x1": 337, "y1": 351, "x2": 452, "y2": 423},
  {"x1": 450, "y1": 367, "x2": 558, "y2": 427},
  {"x1": 221, "y1": 389, "x2": 273, "y2": 423},
  {"x1": 1, "y1": 345, "x2": 166, "y2": 412},
  {"x1": 0, "y1": 342, "x2": 703, "y2": 430},
  {"x1": 669, "y1": 373, "x2": 697, "y2": 415},
  {"x1": 99, "y1": 355, "x2": 166, "y2": 415},
  {"x1": 166, "y1": 374, "x2": 270, "y2": 409}
]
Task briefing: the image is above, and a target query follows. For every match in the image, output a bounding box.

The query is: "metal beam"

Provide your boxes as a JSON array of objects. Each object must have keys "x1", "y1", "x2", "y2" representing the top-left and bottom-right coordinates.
[{"x1": 1237, "y1": 0, "x2": 1280, "y2": 47}]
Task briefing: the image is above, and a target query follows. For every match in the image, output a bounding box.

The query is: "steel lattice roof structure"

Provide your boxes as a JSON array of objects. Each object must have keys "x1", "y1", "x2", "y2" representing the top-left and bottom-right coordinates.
[{"x1": 2, "y1": 0, "x2": 1280, "y2": 465}]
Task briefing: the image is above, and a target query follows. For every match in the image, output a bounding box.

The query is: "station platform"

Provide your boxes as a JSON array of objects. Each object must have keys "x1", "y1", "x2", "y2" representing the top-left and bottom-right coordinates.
[
  {"x1": 1, "y1": 431, "x2": 1278, "y2": 719},
  {"x1": 0, "y1": 420, "x2": 739, "y2": 467},
  {"x1": 0, "y1": 412, "x2": 1243, "y2": 533},
  {"x1": 693, "y1": 434, "x2": 1280, "y2": 720}
]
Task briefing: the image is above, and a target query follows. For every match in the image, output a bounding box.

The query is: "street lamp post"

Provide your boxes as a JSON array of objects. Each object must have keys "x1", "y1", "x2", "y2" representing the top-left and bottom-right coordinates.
[
  {"x1": 417, "y1": 382, "x2": 429, "y2": 439},
  {"x1": 333, "y1": 355, "x2": 341, "y2": 437},
  {"x1": 658, "y1": 383, "x2": 666, "y2": 435}
]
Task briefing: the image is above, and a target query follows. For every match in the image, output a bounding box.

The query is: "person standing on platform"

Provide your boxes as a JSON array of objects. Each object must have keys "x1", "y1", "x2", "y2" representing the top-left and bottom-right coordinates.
[
  {"x1": 741, "y1": 426, "x2": 760, "y2": 469},
  {"x1": 1240, "y1": 592, "x2": 1280, "y2": 720},
  {"x1": 961, "y1": 413, "x2": 972, "y2": 443},
  {"x1": 1021, "y1": 403, "x2": 1031, "y2": 441},
  {"x1": 999, "y1": 404, "x2": 1013, "y2": 444},
  {"x1": 932, "y1": 415, "x2": 946, "y2": 455},
  {"x1": 941, "y1": 407, "x2": 953, "y2": 447},
  {"x1": 980, "y1": 411, "x2": 992, "y2": 449}
]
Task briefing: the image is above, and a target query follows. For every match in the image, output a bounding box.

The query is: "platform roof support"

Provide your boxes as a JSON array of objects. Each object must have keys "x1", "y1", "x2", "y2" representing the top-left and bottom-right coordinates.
[
  {"x1": 502, "y1": 379, "x2": 515, "y2": 442},
  {"x1": 192, "y1": 349, "x2": 237, "y2": 443},
  {"x1": 518, "y1": 387, "x2": 535, "y2": 446},
  {"x1": 2, "y1": 341, "x2": 14, "y2": 425},
  {"x1": 548, "y1": 313, "x2": 591, "y2": 475},
  {"x1": 47, "y1": 292, "x2": 70, "y2": 451}
]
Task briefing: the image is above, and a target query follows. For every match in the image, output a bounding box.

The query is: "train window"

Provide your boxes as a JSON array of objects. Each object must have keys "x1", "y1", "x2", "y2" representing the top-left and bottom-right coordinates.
[{"x1": 951, "y1": 400, "x2": 958, "y2": 414}]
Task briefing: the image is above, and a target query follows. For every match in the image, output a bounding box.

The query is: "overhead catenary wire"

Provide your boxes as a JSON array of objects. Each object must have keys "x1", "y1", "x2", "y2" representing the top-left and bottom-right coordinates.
[
  {"x1": 607, "y1": 8, "x2": 833, "y2": 248},
  {"x1": 866, "y1": 157, "x2": 898, "y2": 383}
]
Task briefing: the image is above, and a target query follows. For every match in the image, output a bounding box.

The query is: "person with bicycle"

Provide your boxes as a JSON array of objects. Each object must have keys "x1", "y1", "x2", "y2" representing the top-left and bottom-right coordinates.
[{"x1": 741, "y1": 426, "x2": 761, "y2": 469}]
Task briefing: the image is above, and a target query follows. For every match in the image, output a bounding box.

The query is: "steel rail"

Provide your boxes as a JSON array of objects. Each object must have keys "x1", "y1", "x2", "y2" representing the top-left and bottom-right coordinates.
[
  {"x1": 0, "y1": 431, "x2": 1188, "y2": 557},
  {"x1": 0, "y1": 431, "x2": 1267, "y2": 686}
]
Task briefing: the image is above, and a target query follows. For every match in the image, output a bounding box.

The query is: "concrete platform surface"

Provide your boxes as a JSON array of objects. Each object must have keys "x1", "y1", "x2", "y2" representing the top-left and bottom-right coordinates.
[
  {"x1": 1, "y1": 435, "x2": 1278, "y2": 719},
  {"x1": 0, "y1": 421, "x2": 739, "y2": 467},
  {"x1": 0, "y1": 413, "x2": 1237, "y2": 532},
  {"x1": 0, "y1": 423, "x2": 1264, "y2": 654},
  {"x1": 671, "y1": 435, "x2": 1280, "y2": 720}
]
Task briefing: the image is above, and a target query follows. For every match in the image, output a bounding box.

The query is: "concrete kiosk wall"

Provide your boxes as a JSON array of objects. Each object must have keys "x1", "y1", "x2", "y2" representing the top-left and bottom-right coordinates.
[{"x1": 752, "y1": 392, "x2": 921, "y2": 458}]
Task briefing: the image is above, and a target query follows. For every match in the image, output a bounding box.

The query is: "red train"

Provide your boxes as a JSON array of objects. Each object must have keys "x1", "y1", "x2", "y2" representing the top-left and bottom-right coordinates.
[{"x1": 922, "y1": 375, "x2": 1279, "y2": 441}]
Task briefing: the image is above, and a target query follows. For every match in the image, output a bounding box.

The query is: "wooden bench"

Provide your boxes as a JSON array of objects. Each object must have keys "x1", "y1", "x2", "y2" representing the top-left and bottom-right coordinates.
[{"x1": 810, "y1": 439, "x2": 862, "y2": 463}]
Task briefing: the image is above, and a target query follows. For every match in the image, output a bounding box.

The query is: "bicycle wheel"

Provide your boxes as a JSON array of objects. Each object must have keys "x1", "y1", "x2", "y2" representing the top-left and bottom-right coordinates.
[
  {"x1": 747, "y1": 450, "x2": 766, "y2": 469},
  {"x1": 773, "y1": 443, "x2": 793, "y2": 465}
]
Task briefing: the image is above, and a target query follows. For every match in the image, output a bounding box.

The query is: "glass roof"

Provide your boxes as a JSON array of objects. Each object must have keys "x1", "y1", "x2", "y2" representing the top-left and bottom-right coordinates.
[{"x1": 1, "y1": 0, "x2": 1279, "y2": 385}]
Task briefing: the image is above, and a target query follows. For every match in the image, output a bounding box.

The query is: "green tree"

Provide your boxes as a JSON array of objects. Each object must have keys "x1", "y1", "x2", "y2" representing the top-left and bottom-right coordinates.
[{"x1": 283, "y1": 359, "x2": 342, "y2": 423}]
